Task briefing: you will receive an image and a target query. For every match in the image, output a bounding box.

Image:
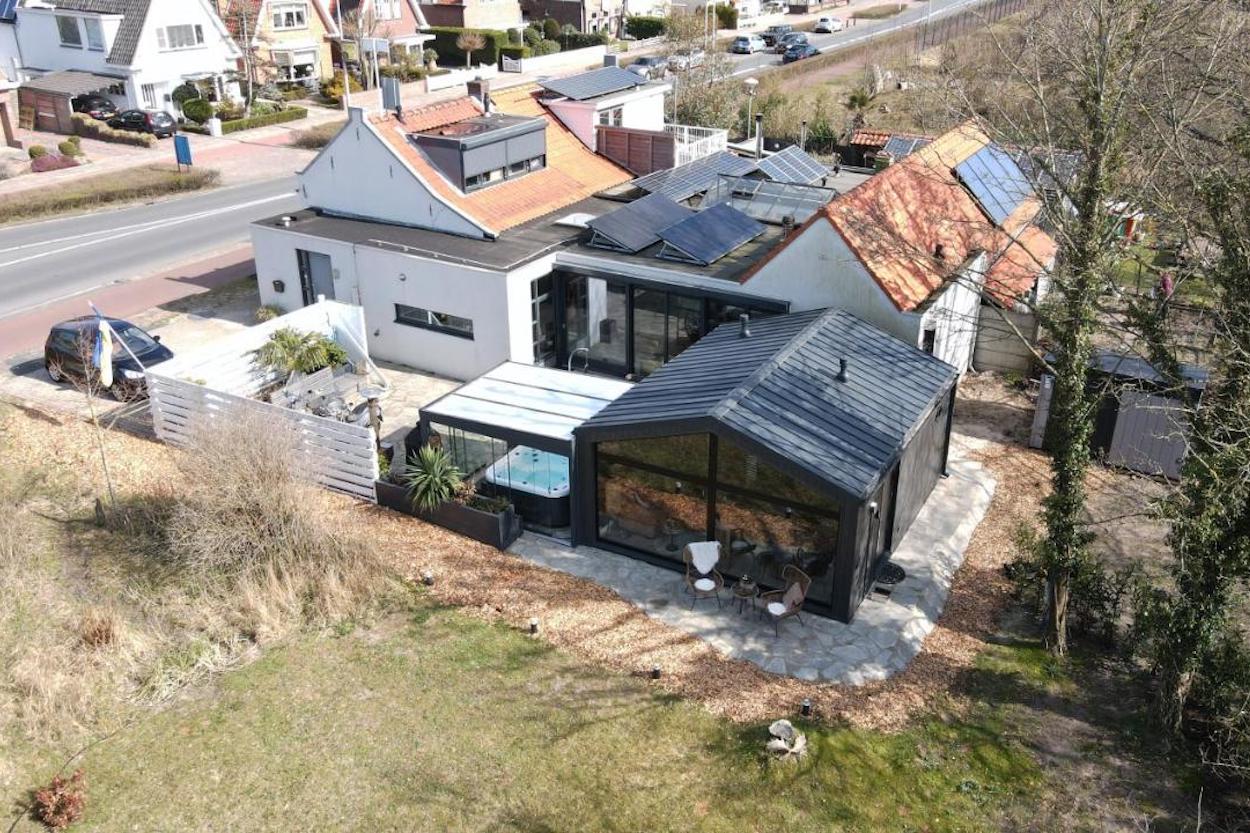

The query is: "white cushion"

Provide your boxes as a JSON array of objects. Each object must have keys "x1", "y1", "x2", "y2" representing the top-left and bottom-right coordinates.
[
  {"x1": 688, "y1": 541, "x2": 720, "y2": 574},
  {"x1": 767, "y1": 602, "x2": 788, "y2": 617},
  {"x1": 694, "y1": 578, "x2": 716, "y2": 593},
  {"x1": 782, "y1": 583, "x2": 804, "y2": 609}
]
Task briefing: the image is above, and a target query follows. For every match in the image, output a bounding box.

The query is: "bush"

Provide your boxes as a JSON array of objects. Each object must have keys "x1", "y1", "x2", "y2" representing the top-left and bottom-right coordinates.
[
  {"x1": 498, "y1": 44, "x2": 532, "y2": 62},
  {"x1": 171, "y1": 82, "x2": 200, "y2": 106},
  {"x1": 254, "y1": 304, "x2": 283, "y2": 323},
  {"x1": 250, "y1": 100, "x2": 278, "y2": 116},
  {"x1": 535, "y1": 39, "x2": 561, "y2": 56},
  {"x1": 508, "y1": 27, "x2": 524, "y2": 44},
  {"x1": 402, "y1": 445, "x2": 464, "y2": 512},
  {"x1": 256, "y1": 327, "x2": 348, "y2": 375},
  {"x1": 72, "y1": 113, "x2": 157, "y2": 147},
  {"x1": 254, "y1": 81, "x2": 284, "y2": 101},
  {"x1": 28, "y1": 144, "x2": 48, "y2": 159},
  {"x1": 714, "y1": 3, "x2": 738, "y2": 29},
  {"x1": 0, "y1": 164, "x2": 219, "y2": 222},
  {"x1": 542, "y1": 17, "x2": 561, "y2": 40},
  {"x1": 57, "y1": 140, "x2": 83, "y2": 157},
  {"x1": 289, "y1": 120, "x2": 346, "y2": 150},
  {"x1": 625, "y1": 15, "x2": 666, "y2": 38},
  {"x1": 423, "y1": 26, "x2": 509, "y2": 67},
  {"x1": 563, "y1": 30, "x2": 610, "y2": 49},
  {"x1": 214, "y1": 100, "x2": 245, "y2": 121},
  {"x1": 523, "y1": 25, "x2": 543, "y2": 47},
  {"x1": 33, "y1": 770, "x2": 86, "y2": 830},
  {"x1": 319, "y1": 74, "x2": 363, "y2": 106},
  {"x1": 181, "y1": 97, "x2": 214, "y2": 124},
  {"x1": 31, "y1": 154, "x2": 80, "y2": 173},
  {"x1": 220, "y1": 106, "x2": 307, "y2": 134}
]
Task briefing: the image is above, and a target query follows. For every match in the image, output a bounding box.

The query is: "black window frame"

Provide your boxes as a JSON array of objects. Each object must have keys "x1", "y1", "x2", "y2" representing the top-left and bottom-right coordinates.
[
  {"x1": 394, "y1": 303, "x2": 475, "y2": 340},
  {"x1": 56, "y1": 14, "x2": 83, "y2": 47}
]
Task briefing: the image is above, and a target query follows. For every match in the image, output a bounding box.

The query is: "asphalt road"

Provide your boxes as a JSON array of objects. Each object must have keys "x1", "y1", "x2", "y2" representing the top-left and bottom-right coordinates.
[{"x1": 0, "y1": 177, "x2": 301, "y2": 320}]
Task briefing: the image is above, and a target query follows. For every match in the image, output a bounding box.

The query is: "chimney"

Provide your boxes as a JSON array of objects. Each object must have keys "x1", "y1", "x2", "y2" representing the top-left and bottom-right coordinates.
[
  {"x1": 934, "y1": 242, "x2": 946, "y2": 260},
  {"x1": 800, "y1": 120, "x2": 808, "y2": 150},
  {"x1": 467, "y1": 78, "x2": 490, "y2": 113},
  {"x1": 782, "y1": 214, "x2": 795, "y2": 234},
  {"x1": 603, "y1": 54, "x2": 620, "y2": 67},
  {"x1": 837, "y1": 358, "x2": 849, "y2": 382},
  {"x1": 754, "y1": 113, "x2": 764, "y2": 160},
  {"x1": 739, "y1": 313, "x2": 751, "y2": 339}
]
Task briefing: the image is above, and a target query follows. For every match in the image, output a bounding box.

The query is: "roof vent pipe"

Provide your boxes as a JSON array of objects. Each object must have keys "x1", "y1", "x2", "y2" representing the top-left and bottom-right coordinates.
[
  {"x1": 754, "y1": 113, "x2": 764, "y2": 160},
  {"x1": 739, "y1": 313, "x2": 751, "y2": 339},
  {"x1": 278, "y1": 216, "x2": 293, "y2": 227},
  {"x1": 800, "y1": 120, "x2": 808, "y2": 151},
  {"x1": 782, "y1": 214, "x2": 795, "y2": 234},
  {"x1": 837, "y1": 358, "x2": 849, "y2": 382}
]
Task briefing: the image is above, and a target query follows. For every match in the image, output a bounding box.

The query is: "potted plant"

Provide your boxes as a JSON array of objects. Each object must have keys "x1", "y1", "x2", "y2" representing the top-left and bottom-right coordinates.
[
  {"x1": 256, "y1": 328, "x2": 349, "y2": 375},
  {"x1": 424, "y1": 48, "x2": 439, "y2": 72}
]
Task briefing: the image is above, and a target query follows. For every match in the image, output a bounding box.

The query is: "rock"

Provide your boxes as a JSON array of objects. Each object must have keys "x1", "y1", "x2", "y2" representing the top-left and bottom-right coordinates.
[{"x1": 768, "y1": 719, "x2": 795, "y2": 740}]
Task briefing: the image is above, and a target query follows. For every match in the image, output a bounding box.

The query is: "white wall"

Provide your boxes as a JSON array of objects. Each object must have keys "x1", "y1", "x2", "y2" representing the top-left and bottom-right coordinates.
[
  {"x1": 129, "y1": 0, "x2": 240, "y2": 109},
  {"x1": 253, "y1": 223, "x2": 361, "y2": 310},
  {"x1": 300, "y1": 108, "x2": 487, "y2": 238},
  {"x1": 917, "y1": 255, "x2": 984, "y2": 372},
  {"x1": 547, "y1": 85, "x2": 668, "y2": 152},
  {"x1": 0, "y1": 23, "x2": 21, "y2": 83},
  {"x1": 16, "y1": 9, "x2": 123, "y2": 74}
]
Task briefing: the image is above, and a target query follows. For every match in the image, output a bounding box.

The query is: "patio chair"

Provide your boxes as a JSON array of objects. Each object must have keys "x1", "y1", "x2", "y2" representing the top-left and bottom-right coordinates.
[
  {"x1": 683, "y1": 542, "x2": 724, "y2": 609},
  {"x1": 759, "y1": 565, "x2": 811, "y2": 637}
]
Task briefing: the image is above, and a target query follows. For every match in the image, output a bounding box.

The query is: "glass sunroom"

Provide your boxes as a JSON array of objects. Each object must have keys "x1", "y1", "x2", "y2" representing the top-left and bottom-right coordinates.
[{"x1": 572, "y1": 309, "x2": 959, "y2": 623}]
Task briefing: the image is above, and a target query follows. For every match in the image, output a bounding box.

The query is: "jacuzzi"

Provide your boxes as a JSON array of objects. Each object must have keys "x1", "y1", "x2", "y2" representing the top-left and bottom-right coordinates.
[{"x1": 482, "y1": 446, "x2": 571, "y2": 529}]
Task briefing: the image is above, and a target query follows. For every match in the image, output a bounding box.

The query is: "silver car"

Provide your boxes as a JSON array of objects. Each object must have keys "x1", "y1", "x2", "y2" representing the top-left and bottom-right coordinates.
[{"x1": 669, "y1": 48, "x2": 706, "y2": 70}]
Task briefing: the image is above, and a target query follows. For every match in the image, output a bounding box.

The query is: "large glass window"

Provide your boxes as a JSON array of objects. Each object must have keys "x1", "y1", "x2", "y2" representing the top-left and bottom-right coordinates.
[
  {"x1": 632, "y1": 288, "x2": 667, "y2": 376},
  {"x1": 531, "y1": 275, "x2": 556, "y2": 367},
  {"x1": 667, "y1": 293, "x2": 703, "y2": 362},
  {"x1": 598, "y1": 460, "x2": 709, "y2": 558},
  {"x1": 598, "y1": 434, "x2": 709, "y2": 480},
  {"x1": 563, "y1": 275, "x2": 627, "y2": 374}
]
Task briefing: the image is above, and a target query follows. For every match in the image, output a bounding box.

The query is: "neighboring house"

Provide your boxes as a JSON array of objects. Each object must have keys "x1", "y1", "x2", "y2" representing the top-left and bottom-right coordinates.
[
  {"x1": 14, "y1": 0, "x2": 241, "y2": 130},
  {"x1": 520, "y1": 0, "x2": 625, "y2": 35},
  {"x1": 742, "y1": 123, "x2": 1058, "y2": 373},
  {"x1": 417, "y1": 0, "x2": 522, "y2": 32},
  {"x1": 330, "y1": 0, "x2": 431, "y2": 61},
  {"x1": 536, "y1": 66, "x2": 671, "y2": 159},
  {"x1": 216, "y1": 0, "x2": 339, "y2": 84}
]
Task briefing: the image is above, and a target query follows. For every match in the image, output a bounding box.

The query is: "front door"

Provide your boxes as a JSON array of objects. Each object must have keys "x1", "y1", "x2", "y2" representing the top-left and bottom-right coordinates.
[{"x1": 297, "y1": 250, "x2": 334, "y2": 305}]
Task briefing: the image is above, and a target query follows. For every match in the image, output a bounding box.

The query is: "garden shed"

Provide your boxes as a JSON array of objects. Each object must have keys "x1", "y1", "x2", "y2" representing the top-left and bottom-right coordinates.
[{"x1": 572, "y1": 309, "x2": 959, "y2": 623}]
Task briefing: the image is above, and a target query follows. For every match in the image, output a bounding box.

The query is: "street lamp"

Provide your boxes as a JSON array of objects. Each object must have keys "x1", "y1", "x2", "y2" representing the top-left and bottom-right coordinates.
[{"x1": 743, "y1": 76, "x2": 759, "y2": 142}]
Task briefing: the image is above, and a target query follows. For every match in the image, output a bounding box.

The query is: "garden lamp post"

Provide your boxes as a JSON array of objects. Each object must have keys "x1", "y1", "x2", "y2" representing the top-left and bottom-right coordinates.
[{"x1": 743, "y1": 77, "x2": 759, "y2": 142}]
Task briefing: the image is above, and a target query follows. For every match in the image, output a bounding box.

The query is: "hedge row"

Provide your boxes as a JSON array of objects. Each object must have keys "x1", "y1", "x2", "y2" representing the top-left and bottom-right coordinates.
[
  {"x1": 71, "y1": 113, "x2": 157, "y2": 148},
  {"x1": 714, "y1": 3, "x2": 738, "y2": 29},
  {"x1": 220, "y1": 106, "x2": 308, "y2": 134},
  {"x1": 562, "y1": 31, "x2": 610, "y2": 49},
  {"x1": 423, "y1": 26, "x2": 509, "y2": 66},
  {"x1": 625, "y1": 15, "x2": 666, "y2": 39}
]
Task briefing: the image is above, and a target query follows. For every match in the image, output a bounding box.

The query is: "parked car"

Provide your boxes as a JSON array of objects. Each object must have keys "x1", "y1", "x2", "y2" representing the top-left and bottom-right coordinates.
[
  {"x1": 782, "y1": 42, "x2": 821, "y2": 63},
  {"x1": 730, "y1": 34, "x2": 767, "y2": 54},
  {"x1": 627, "y1": 56, "x2": 669, "y2": 79},
  {"x1": 762, "y1": 0, "x2": 787, "y2": 13},
  {"x1": 107, "y1": 109, "x2": 177, "y2": 138},
  {"x1": 44, "y1": 317, "x2": 173, "y2": 400},
  {"x1": 813, "y1": 16, "x2": 845, "y2": 32},
  {"x1": 71, "y1": 93, "x2": 119, "y2": 121},
  {"x1": 761, "y1": 23, "x2": 793, "y2": 46},
  {"x1": 669, "y1": 48, "x2": 706, "y2": 71},
  {"x1": 775, "y1": 32, "x2": 809, "y2": 53}
]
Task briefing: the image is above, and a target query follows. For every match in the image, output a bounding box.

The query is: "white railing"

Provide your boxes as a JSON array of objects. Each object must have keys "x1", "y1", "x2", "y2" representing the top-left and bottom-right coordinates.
[{"x1": 665, "y1": 123, "x2": 729, "y2": 166}]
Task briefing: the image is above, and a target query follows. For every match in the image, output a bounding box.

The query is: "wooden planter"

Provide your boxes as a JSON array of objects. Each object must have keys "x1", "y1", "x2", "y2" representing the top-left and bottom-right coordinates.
[{"x1": 374, "y1": 480, "x2": 522, "y2": 550}]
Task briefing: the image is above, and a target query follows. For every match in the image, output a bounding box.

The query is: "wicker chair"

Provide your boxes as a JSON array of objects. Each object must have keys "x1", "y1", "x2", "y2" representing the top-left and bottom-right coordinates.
[
  {"x1": 759, "y1": 565, "x2": 811, "y2": 636},
  {"x1": 683, "y1": 544, "x2": 725, "y2": 609}
]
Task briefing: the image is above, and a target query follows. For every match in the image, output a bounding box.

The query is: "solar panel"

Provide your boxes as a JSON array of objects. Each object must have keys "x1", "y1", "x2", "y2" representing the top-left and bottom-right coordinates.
[
  {"x1": 586, "y1": 193, "x2": 693, "y2": 253},
  {"x1": 703, "y1": 175, "x2": 836, "y2": 224},
  {"x1": 537, "y1": 67, "x2": 645, "y2": 101},
  {"x1": 955, "y1": 144, "x2": 1035, "y2": 226},
  {"x1": 656, "y1": 203, "x2": 766, "y2": 265},
  {"x1": 756, "y1": 145, "x2": 828, "y2": 185},
  {"x1": 881, "y1": 135, "x2": 932, "y2": 160},
  {"x1": 631, "y1": 152, "x2": 758, "y2": 202},
  {"x1": 0, "y1": 0, "x2": 15, "y2": 21}
]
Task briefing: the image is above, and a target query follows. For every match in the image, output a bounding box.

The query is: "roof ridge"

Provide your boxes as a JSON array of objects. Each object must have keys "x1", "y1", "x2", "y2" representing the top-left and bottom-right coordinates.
[{"x1": 709, "y1": 309, "x2": 832, "y2": 422}]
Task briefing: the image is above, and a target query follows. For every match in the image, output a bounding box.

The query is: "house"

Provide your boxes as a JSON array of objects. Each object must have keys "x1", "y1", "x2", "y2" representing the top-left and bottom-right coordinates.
[
  {"x1": 741, "y1": 122, "x2": 1058, "y2": 373},
  {"x1": 519, "y1": 0, "x2": 626, "y2": 35},
  {"x1": 13, "y1": 0, "x2": 242, "y2": 128},
  {"x1": 417, "y1": 0, "x2": 522, "y2": 31},
  {"x1": 216, "y1": 0, "x2": 339, "y2": 85},
  {"x1": 329, "y1": 0, "x2": 432, "y2": 63}
]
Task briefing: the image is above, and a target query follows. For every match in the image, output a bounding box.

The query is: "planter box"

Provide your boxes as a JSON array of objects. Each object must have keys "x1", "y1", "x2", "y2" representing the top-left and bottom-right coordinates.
[{"x1": 375, "y1": 480, "x2": 521, "y2": 549}]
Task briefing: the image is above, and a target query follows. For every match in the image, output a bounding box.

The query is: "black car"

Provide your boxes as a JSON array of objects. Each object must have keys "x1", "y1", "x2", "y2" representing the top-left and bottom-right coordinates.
[
  {"x1": 761, "y1": 23, "x2": 793, "y2": 47},
  {"x1": 775, "y1": 32, "x2": 808, "y2": 54},
  {"x1": 44, "y1": 317, "x2": 173, "y2": 400},
  {"x1": 71, "y1": 93, "x2": 119, "y2": 121},
  {"x1": 782, "y1": 42, "x2": 820, "y2": 63},
  {"x1": 107, "y1": 109, "x2": 177, "y2": 138}
]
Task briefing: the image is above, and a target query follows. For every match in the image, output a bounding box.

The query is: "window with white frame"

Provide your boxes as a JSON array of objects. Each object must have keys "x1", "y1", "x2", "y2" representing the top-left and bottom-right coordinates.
[
  {"x1": 274, "y1": 50, "x2": 317, "y2": 80},
  {"x1": 376, "y1": 0, "x2": 402, "y2": 20},
  {"x1": 597, "y1": 106, "x2": 623, "y2": 127},
  {"x1": 272, "y1": 2, "x2": 309, "y2": 29},
  {"x1": 83, "y1": 17, "x2": 105, "y2": 51},
  {"x1": 56, "y1": 15, "x2": 82, "y2": 47},
  {"x1": 141, "y1": 83, "x2": 158, "y2": 109},
  {"x1": 157, "y1": 24, "x2": 205, "y2": 50}
]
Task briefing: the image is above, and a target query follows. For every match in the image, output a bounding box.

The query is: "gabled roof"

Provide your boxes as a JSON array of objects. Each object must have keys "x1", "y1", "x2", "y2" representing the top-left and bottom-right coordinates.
[
  {"x1": 219, "y1": 0, "x2": 336, "y2": 42},
  {"x1": 849, "y1": 130, "x2": 890, "y2": 147},
  {"x1": 578, "y1": 309, "x2": 958, "y2": 501},
  {"x1": 367, "y1": 84, "x2": 631, "y2": 236},
  {"x1": 40, "y1": 0, "x2": 151, "y2": 65},
  {"x1": 984, "y1": 225, "x2": 1057, "y2": 307}
]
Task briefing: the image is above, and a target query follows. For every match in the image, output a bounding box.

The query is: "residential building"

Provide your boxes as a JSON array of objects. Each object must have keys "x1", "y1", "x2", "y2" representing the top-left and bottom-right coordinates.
[
  {"x1": 216, "y1": 0, "x2": 339, "y2": 85},
  {"x1": 13, "y1": 0, "x2": 242, "y2": 127},
  {"x1": 519, "y1": 0, "x2": 625, "y2": 35},
  {"x1": 330, "y1": 0, "x2": 431, "y2": 61},
  {"x1": 417, "y1": 0, "x2": 522, "y2": 31},
  {"x1": 741, "y1": 123, "x2": 1058, "y2": 373}
]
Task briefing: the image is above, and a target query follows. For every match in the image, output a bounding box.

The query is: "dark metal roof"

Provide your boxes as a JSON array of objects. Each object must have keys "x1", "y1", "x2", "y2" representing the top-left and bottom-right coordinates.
[
  {"x1": 578, "y1": 309, "x2": 958, "y2": 500},
  {"x1": 0, "y1": 0, "x2": 18, "y2": 23},
  {"x1": 22, "y1": 69, "x2": 125, "y2": 95},
  {"x1": 538, "y1": 67, "x2": 645, "y2": 101},
  {"x1": 1090, "y1": 349, "x2": 1208, "y2": 391}
]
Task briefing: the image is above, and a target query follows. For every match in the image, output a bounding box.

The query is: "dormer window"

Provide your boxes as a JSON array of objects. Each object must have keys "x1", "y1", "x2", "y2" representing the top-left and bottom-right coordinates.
[
  {"x1": 272, "y1": 2, "x2": 308, "y2": 29},
  {"x1": 56, "y1": 15, "x2": 82, "y2": 48},
  {"x1": 407, "y1": 113, "x2": 548, "y2": 194},
  {"x1": 84, "y1": 17, "x2": 105, "y2": 51}
]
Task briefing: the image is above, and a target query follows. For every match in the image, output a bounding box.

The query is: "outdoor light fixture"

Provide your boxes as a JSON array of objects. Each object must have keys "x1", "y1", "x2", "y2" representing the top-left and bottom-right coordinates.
[
  {"x1": 801, "y1": 698, "x2": 813, "y2": 717},
  {"x1": 271, "y1": 280, "x2": 285, "y2": 293},
  {"x1": 529, "y1": 617, "x2": 539, "y2": 635},
  {"x1": 422, "y1": 570, "x2": 434, "y2": 586},
  {"x1": 398, "y1": 272, "x2": 407, "y2": 281},
  {"x1": 651, "y1": 665, "x2": 662, "y2": 680}
]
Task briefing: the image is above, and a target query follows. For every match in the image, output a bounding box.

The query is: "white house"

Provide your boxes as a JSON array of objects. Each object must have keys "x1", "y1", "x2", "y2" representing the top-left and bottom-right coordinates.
[{"x1": 15, "y1": 0, "x2": 241, "y2": 118}]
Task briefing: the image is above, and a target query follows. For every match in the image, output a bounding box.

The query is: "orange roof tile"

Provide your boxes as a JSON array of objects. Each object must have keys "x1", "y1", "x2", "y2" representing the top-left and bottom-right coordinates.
[
  {"x1": 368, "y1": 84, "x2": 631, "y2": 235},
  {"x1": 984, "y1": 225, "x2": 1057, "y2": 307},
  {"x1": 369, "y1": 96, "x2": 483, "y2": 132},
  {"x1": 850, "y1": 130, "x2": 891, "y2": 147}
]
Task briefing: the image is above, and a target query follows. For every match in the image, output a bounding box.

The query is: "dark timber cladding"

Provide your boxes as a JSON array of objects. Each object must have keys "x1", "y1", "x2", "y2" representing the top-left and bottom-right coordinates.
[{"x1": 573, "y1": 309, "x2": 959, "y2": 622}]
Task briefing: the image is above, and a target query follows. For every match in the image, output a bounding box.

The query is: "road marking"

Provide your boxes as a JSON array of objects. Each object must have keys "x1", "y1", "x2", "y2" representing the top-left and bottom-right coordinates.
[{"x1": 0, "y1": 192, "x2": 296, "y2": 269}]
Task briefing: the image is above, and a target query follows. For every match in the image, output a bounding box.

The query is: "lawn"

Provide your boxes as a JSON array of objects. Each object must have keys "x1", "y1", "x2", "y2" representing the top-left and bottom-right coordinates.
[
  {"x1": 11, "y1": 601, "x2": 1042, "y2": 833},
  {"x1": 0, "y1": 164, "x2": 220, "y2": 225}
]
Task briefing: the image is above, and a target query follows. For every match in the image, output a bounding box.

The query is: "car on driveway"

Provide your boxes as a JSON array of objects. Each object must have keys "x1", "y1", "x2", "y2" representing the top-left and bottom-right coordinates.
[
  {"x1": 730, "y1": 34, "x2": 767, "y2": 54},
  {"x1": 627, "y1": 56, "x2": 669, "y2": 79},
  {"x1": 761, "y1": 23, "x2": 793, "y2": 46},
  {"x1": 44, "y1": 317, "x2": 173, "y2": 400},
  {"x1": 782, "y1": 42, "x2": 821, "y2": 63},
  {"x1": 669, "y1": 47, "x2": 706, "y2": 70},
  {"x1": 775, "y1": 31, "x2": 809, "y2": 53},
  {"x1": 107, "y1": 109, "x2": 177, "y2": 138},
  {"x1": 71, "y1": 93, "x2": 119, "y2": 121},
  {"x1": 813, "y1": 16, "x2": 845, "y2": 32}
]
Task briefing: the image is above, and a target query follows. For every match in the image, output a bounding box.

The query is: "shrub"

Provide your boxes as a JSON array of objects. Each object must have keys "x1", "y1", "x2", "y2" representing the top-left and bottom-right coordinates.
[
  {"x1": 423, "y1": 26, "x2": 508, "y2": 67},
  {"x1": 256, "y1": 327, "x2": 348, "y2": 376},
  {"x1": 28, "y1": 145, "x2": 48, "y2": 159},
  {"x1": 214, "y1": 100, "x2": 245, "y2": 121},
  {"x1": 171, "y1": 82, "x2": 200, "y2": 106},
  {"x1": 542, "y1": 17, "x2": 561, "y2": 40},
  {"x1": 31, "y1": 154, "x2": 80, "y2": 173},
  {"x1": 402, "y1": 445, "x2": 464, "y2": 512},
  {"x1": 72, "y1": 113, "x2": 156, "y2": 147},
  {"x1": 250, "y1": 100, "x2": 278, "y2": 116},
  {"x1": 507, "y1": 27, "x2": 524, "y2": 44},
  {"x1": 254, "y1": 304, "x2": 283, "y2": 323},
  {"x1": 289, "y1": 120, "x2": 346, "y2": 150},
  {"x1": 77, "y1": 608, "x2": 117, "y2": 648},
  {"x1": 523, "y1": 25, "x2": 543, "y2": 47},
  {"x1": 33, "y1": 770, "x2": 86, "y2": 830},
  {"x1": 254, "y1": 81, "x2": 284, "y2": 101},
  {"x1": 220, "y1": 106, "x2": 307, "y2": 134},
  {"x1": 499, "y1": 44, "x2": 532, "y2": 62},
  {"x1": 536, "y1": 39, "x2": 561, "y2": 55},
  {"x1": 714, "y1": 3, "x2": 738, "y2": 29},
  {"x1": 319, "y1": 74, "x2": 363, "y2": 106},
  {"x1": 563, "y1": 30, "x2": 610, "y2": 49},
  {"x1": 57, "y1": 140, "x2": 82, "y2": 157},
  {"x1": 625, "y1": 15, "x2": 666, "y2": 38},
  {"x1": 181, "y1": 97, "x2": 214, "y2": 124}
]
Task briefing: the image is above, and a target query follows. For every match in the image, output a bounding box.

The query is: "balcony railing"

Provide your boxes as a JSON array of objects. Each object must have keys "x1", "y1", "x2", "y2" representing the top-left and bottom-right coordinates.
[{"x1": 665, "y1": 124, "x2": 729, "y2": 166}]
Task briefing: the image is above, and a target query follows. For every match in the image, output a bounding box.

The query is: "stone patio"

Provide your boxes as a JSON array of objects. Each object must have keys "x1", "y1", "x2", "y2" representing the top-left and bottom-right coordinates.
[{"x1": 509, "y1": 436, "x2": 996, "y2": 685}]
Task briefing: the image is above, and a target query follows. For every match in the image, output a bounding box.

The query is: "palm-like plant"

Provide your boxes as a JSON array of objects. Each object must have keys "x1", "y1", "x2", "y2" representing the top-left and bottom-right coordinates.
[
  {"x1": 256, "y1": 328, "x2": 349, "y2": 376},
  {"x1": 402, "y1": 445, "x2": 464, "y2": 512}
]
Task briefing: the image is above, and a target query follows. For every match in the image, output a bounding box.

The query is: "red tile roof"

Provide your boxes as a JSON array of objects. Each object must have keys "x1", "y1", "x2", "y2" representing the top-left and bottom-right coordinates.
[
  {"x1": 370, "y1": 96, "x2": 483, "y2": 132},
  {"x1": 849, "y1": 130, "x2": 890, "y2": 147},
  {"x1": 985, "y1": 225, "x2": 1058, "y2": 307}
]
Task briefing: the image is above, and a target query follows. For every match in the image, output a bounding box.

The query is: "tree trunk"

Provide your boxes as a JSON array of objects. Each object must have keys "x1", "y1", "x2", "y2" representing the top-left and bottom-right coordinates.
[{"x1": 1045, "y1": 571, "x2": 1070, "y2": 656}]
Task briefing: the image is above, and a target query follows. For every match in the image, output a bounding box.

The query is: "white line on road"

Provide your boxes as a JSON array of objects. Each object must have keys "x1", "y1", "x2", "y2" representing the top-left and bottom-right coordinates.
[{"x1": 0, "y1": 192, "x2": 296, "y2": 269}]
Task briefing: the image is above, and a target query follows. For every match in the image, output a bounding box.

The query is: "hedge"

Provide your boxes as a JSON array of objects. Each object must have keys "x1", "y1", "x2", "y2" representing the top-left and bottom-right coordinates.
[
  {"x1": 220, "y1": 106, "x2": 308, "y2": 134},
  {"x1": 498, "y1": 44, "x2": 532, "y2": 61},
  {"x1": 71, "y1": 113, "x2": 156, "y2": 148},
  {"x1": 562, "y1": 31, "x2": 610, "y2": 49},
  {"x1": 423, "y1": 26, "x2": 509, "y2": 66},
  {"x1": 625, "y1": 15, "x2": 666, "y2": 38},
  {"x1": 714, "y1": 3, "x2": 738, "y2": 29}
]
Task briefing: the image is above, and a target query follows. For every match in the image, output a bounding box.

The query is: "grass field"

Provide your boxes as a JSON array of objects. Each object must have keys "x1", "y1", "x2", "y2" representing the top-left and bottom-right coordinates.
[{"x1": 0, "y1": 165, "x2": 220, "y2": 225}]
